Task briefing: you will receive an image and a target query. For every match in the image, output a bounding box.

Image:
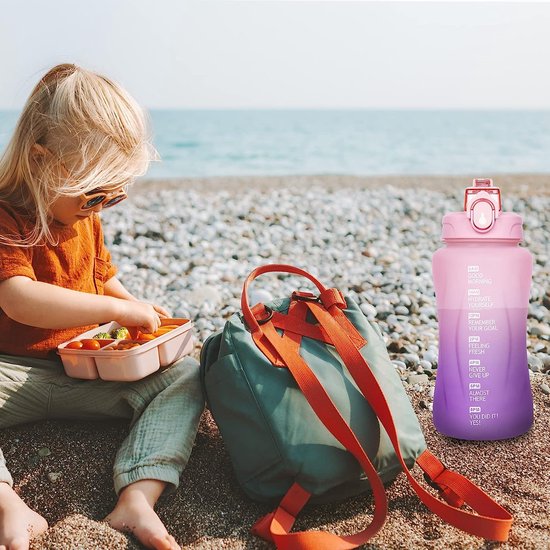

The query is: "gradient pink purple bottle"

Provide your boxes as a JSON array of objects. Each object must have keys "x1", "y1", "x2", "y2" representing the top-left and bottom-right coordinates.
[{"x1": 432, "y1": 179, "x2": 533, "y2": 440}]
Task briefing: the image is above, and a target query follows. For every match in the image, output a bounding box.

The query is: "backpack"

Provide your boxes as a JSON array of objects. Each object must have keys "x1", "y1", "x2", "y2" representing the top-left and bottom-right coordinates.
[{"x1": 200, "y1": 264, "x2": 513, "y2": 548}]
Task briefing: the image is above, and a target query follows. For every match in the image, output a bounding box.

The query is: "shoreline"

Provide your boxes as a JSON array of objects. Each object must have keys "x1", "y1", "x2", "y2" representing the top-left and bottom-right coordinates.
[{"x1": 133, "y1": 173, "x2": 550, "y2": 196}]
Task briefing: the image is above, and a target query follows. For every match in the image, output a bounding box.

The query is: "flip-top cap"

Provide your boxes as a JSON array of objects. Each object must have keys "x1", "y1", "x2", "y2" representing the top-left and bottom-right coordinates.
[
  {"x1": 441, "y1": 178, "x2": 523, "y2": 241},
  {"x1": 464, "y1": 178, "x2": 501, "y2": 232}
]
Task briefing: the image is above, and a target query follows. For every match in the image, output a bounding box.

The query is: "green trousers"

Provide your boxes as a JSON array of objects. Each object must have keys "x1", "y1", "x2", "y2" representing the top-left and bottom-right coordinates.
[{"x1": 0, "y1": 353, "x2": 204, "y2": 495}]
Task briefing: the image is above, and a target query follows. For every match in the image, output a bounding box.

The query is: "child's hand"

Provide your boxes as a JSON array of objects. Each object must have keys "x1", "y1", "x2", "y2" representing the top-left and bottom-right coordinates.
[
  {"x1": 116, "y1": 300, "x2": 162, "y2": 334},
  {"x1": 152, "y1": 304, "x2": 170, "y2": 318}
]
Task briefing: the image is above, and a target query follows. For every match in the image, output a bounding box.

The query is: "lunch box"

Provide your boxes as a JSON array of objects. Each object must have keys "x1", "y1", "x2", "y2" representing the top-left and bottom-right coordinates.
[{"x1": 57, "y1": 318, "x2": 194, "y2": 381}]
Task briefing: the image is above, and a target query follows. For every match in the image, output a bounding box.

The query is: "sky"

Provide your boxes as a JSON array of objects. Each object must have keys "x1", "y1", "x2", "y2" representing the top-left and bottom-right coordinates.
[{"x1": 1, "y1": 1, "x2": 550, "y2": 110}]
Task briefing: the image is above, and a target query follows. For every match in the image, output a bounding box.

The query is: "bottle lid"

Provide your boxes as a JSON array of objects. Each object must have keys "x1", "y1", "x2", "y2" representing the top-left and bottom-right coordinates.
[{"x1": 442, "y1": 178, "x2": 523, "y2": 241}]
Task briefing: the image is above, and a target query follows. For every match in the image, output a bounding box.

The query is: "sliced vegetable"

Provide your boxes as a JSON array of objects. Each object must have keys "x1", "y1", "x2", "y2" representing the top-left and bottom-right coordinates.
[
  {"x1": 152, "y1": 327, "x2": 177, "y2": 337},
  {"x1": 137, "y1": 333, "x2": 155, "y2": 341}
]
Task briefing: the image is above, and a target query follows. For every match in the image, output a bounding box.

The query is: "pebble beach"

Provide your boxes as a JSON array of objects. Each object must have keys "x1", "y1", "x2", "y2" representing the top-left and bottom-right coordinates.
[{"x1": 1, "y1": 174, "x2": 549, "y2": 549}]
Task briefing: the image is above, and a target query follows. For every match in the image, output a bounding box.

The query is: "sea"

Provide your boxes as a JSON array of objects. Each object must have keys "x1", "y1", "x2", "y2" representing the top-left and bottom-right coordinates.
[{"x1": 1, "y1": 109, "x2": 550, "y2": 178}]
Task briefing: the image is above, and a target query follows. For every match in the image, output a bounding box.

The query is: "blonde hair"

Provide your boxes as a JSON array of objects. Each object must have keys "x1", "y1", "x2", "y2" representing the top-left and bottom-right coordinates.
[{"x1": 0, "y1": 63, "x2": 156, "y2": 246}]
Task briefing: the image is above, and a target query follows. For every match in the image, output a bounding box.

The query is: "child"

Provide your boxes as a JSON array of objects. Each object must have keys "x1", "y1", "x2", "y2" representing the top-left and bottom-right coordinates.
[{"x1": 0, "y1": 64, "x2": 204, "y2": 550}]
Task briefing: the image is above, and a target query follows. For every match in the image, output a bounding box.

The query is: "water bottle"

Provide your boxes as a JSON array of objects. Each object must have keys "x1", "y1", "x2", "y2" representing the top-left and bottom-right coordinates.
[{"x1": 432, "y1": 178, "x2": 533, "y2": 440}]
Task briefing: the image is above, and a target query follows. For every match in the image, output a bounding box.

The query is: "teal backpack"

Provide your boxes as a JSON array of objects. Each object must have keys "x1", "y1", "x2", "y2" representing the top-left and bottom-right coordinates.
[{"x1": 199, "y1": 265, "x2": 513, "y2": 548}]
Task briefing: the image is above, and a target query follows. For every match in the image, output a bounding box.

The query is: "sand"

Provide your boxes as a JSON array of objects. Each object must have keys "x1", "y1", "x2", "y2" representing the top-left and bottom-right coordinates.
[
  {"x1": 2, "y1": 377, "x2": 548, "y2": 550},
  {"x1": 1, "y1": 175, "x2": 549, "y2": 549}
]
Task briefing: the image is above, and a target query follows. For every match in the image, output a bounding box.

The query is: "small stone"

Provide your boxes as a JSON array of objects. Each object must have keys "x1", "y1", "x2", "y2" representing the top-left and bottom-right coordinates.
[
  {"x1": 375, "y1": 305, "x2": 393, "y2": 320},
  {"x1": 421, "y1": 306, "x2": 437, "y2": 319},
  {"x1": 419, "y1": 400, "x2": 430, "y2": 409},
  {"x1": 395, "y1": 305, "x2": 409, "y2": 315},
  {"x1": 195, "y1": 318, "x2": 214, "y2": 331},
  {"x1": 530, "y1": 324, "x2": 550, "y2": 337},
  {"x1": 402, "y1": 353, "x2": 420, "y2": 367},
  {"x1": 362, "y1": 246, "x2": 378, "y2": 258},
  {"x1": 529, "y1": 304, "x2": 546, "y2": 321},
  {"x1": 38, "y1": 447, "x2": 51, "y2": 458},
  {"x1": 360, "y1": 303, "x2": 378, "y2": 319},
  {"x1": 248, "y1": 289, "x2": 274, "y2": 306},
  {"x1": 528, "y1": 354, "x2": 543, "y2": 372},
  {"x1": 407, "y1": 373, "x2": 429, "y2": 385},
  {"x1": 186, "y1": 285, "x2": 221, "y2": 308},
  {"x1": 540, "y1": 383, "x2": 550, "y2": 396},
  {"x1": 403, "y1": 344, "x2": 420, "y2": 354},
  {"x1": 429, "y1": 387, "x2": 435, "y2": 399},
  {"x1": 47, "y1": 472, "x2": 62, "y2": 483},
  {"x1": 419, "y1": 360, "x2": 432, "y2": 371},
  {"x1": 423, "y1": 350, "x2": 438, "y2": 365},
  {"x1": 173, "y1": 306, "x2": 191, "y2": 319},
  {"x1": 392, "y1": 360, "x2": 407, "y2": 372},
  {"x1": 28, "y1": 456, "x2": 40, "y2": 467}
]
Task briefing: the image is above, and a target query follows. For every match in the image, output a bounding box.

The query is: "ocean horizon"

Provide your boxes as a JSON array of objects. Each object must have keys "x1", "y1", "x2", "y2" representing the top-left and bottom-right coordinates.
[{"x1": 1, "y1": 109, "x2": 550, "y2": 179}]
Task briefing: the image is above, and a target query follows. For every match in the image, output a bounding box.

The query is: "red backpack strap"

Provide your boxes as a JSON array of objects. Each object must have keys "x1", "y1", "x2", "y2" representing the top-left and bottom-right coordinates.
[{"x1": 302, "y1": 300, "x2": 513, "y2": 542}]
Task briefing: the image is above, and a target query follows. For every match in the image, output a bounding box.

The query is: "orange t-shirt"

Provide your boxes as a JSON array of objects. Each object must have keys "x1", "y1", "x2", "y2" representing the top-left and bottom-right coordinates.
[{"x1": 0, "y1": 203, "x2": 117, "y2": 358}]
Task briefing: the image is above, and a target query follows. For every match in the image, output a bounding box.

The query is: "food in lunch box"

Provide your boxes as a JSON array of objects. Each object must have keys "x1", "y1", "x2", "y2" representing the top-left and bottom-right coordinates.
[
  {"x1": 62, "y1": 323, "x2": 184, "y2": 353},
  {"x1": 112, "y1": 341, "x2": 141, "y2": 351},
  {"x1": 136, "y1": 325, "x2": 180, "y2": 341},
  {"x1": 93, "y1": 332, "x2": 111, "y2": 339},
  {"x1": 110, "y1": 327, "x2": 131, "y2": 339},
  {"x1": 157, "y1": 324, "x2": 180, "y2": 332},
  {"x1": 64, "y1": 339, "x2": 106, "y2": 350},
  {"x1": 80, "y1": 339, "x2": 102, "y2": 350},
  {"x1": 65, "y1": 340, "x2": 84, "y2": 349}
]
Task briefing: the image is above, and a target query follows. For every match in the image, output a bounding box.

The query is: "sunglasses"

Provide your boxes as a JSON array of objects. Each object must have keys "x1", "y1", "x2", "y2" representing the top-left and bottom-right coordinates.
[{"x1": 80, "y1": 186, "x2": 128, "y2": 211}]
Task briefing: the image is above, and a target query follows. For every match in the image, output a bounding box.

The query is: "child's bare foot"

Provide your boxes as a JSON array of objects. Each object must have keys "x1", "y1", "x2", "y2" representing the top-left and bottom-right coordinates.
[
  {"x1": 104, "y1": 480, "x2": 179, "y2": 550},
  {"x1": 0, "y1": 482, "x2": 48, "y2": 550}
]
